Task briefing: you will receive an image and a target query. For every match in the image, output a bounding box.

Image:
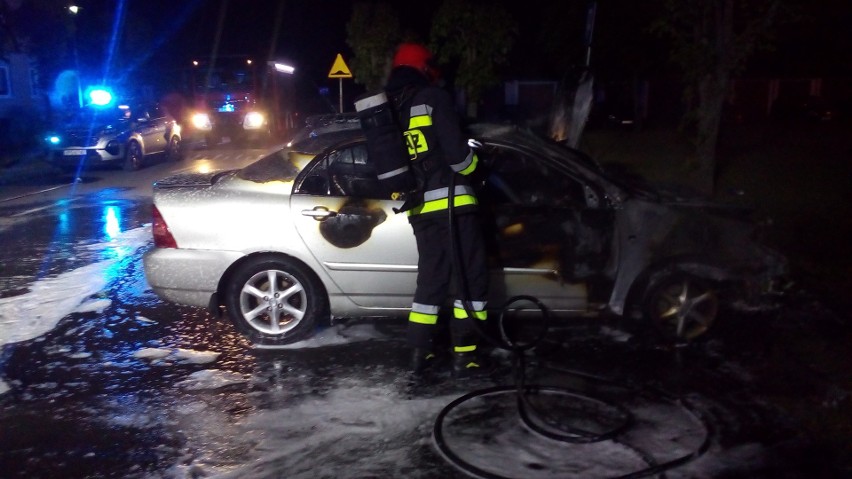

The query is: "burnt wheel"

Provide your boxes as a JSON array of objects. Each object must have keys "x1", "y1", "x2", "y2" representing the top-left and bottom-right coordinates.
[
  {"x1": 224, "y1": 256, "x2": 327, "y2": 346},
  {"x1": 123, "y1": 141, "x2": 143, "y2": 171},
  {"x1": 641, "y1": 272, "x2": 719, "y2": 342}
]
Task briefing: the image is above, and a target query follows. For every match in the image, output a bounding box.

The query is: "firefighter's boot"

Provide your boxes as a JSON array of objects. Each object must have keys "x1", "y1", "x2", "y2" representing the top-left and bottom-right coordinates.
[
  {"x1": 452, "y1": 351, "x2": 492, "y2": 378},
  {"x1": 411, "y1": 348, "x2": 436, "y2": 375}
]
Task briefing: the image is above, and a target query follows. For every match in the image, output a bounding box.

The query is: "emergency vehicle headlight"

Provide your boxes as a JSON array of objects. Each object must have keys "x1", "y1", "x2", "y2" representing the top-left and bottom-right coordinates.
[
  {"x1": 243, "y1": 111, "x2": 266, "y2": 129},
  {"x1": 46, "y1": 135, "x2": 61, "y2": 145},
  {"x1": 191, "y1": 112, "x2": 212, "y2": 130}
]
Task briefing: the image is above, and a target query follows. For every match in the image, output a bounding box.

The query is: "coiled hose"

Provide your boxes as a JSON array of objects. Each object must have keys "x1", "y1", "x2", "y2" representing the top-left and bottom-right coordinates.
[{"x1": 436, "y1": 171, "x2": 710, "y2": 479}]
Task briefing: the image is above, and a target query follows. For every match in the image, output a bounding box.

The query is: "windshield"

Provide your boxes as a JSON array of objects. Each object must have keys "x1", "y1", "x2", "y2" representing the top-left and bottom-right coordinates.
[
  {"x1": 64, "y1": 106, "x2": 129, "y2": 126},
  {"x1": 200, "y1": 70, "x2": 254, "y2": 92},
  {"x1": 71, "y1": 107, "x2": 130, "y2": 123},
  {"x1": 192, "y1": 56, "x2": 257, "y2": 94},
  {"x1": 471, "y1": 123, "x2": 664, "y2": 200}
]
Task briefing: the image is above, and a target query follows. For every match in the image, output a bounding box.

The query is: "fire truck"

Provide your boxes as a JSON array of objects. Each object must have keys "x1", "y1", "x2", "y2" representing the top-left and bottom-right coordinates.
[{"x1": 179, "y1": 55, "x2": 280, "y2": 147}]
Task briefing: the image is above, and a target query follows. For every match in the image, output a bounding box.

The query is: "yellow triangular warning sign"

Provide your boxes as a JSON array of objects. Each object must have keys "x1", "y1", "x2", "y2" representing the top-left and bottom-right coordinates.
[{"x1": 328, "y1": 53, "x2": 353, "y2": 78}]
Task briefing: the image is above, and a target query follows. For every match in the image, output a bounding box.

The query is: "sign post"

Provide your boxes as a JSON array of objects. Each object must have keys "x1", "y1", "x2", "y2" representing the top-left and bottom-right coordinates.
[{"x1": 328, "y1": 53, "x2": 353, "y2": 113}]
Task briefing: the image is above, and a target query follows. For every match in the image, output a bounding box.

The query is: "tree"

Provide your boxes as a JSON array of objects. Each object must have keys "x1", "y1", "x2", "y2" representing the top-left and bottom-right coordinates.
[
  {"x1": 0, "y1": 0, "x2": 23, "y2": 54},
  {"x1": 1, "y1": 1, "x2": 73, "y2": 98},
  {"x1": 429, "y1": 0, "x2": 517, "y2": 118},
  {"x1": 345, "y1": 1, "x2": 402, "y2": 92},
  {"x1": 653, "y1": 0, "x2": 781, "y2": 193}
]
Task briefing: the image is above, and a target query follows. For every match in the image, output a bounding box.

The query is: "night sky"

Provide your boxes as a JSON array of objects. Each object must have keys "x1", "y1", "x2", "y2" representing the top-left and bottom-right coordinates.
[
  {"x1": 14, "y1": 0, "x2": 849, "y2": 111},
  {"x1": 64, "y1": 0, "x2": 849, "y2": 79},
  {"x1": 132, "y1": 0, "x2": 439, "y2": 81}
]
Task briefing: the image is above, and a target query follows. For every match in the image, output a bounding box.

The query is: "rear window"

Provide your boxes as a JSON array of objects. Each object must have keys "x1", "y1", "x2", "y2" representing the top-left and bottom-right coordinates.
[{"x1": 237, "y1": 149, "x2": 300, "y2": 183}]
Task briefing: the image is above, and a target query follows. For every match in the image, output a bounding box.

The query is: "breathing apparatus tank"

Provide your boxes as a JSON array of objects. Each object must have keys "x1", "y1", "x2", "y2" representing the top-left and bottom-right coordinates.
[{"x1": 354, "y1": 91, "x2": 416, "y2": 196}]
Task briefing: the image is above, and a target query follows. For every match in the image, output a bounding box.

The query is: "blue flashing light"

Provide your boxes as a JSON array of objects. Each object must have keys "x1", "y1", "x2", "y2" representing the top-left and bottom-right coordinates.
[{"x1": 86, "y1": 86, "x2": 115, "y2": 107}]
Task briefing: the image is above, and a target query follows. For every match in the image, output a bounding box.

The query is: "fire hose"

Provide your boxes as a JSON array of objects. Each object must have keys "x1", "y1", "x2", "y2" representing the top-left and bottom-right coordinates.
[{"x1": 434, "y1": 170, "x2": 711, "y2": 479}]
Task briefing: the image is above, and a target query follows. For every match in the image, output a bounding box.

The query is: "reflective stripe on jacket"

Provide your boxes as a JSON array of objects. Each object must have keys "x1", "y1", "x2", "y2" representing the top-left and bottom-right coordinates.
[{"x1": 398, "y1": 87, "x2": 480, "y2": 219}]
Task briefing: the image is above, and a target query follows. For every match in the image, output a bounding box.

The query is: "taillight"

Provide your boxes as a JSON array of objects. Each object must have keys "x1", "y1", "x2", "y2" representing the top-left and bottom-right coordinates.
[{"x1": 152, "y1": 205, "x2": 178, "y2": 248}]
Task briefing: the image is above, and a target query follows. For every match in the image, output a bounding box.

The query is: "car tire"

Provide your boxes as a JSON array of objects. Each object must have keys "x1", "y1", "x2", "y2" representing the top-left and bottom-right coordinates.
[
  {"x1": 640, "y1": 270, "x2": 719, "y2": 343},
  {"x1": 224, "y1": 255, "x2": 328, "y2": 346},
  {"x1": 124, "y1": 141, "x2": 143, "y2": 171},
  {"x1": 165, "y1": 135, "x2": 182, "y2": 162}
]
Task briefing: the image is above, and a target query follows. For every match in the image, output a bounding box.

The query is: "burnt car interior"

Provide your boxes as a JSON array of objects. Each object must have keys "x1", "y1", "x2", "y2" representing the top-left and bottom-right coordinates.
[
  {"x1": 477, "y1": 144, "x2": 614, "y2": 285},
  {"x1": 327, "y1": 144, "x2": 385, "y2": 198},
  {"x1": 296, "y1": 143, "x2": 388, "y2": 199}
]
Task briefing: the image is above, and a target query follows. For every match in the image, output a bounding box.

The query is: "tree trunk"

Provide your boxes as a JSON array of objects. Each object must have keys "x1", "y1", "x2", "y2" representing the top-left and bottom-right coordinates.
[
  {"x1": 465, "y1": 101, "x2": 477, "y2": 119},
  {"x1": 694, "y1": 71, "x2": 729, "y2": 195}
]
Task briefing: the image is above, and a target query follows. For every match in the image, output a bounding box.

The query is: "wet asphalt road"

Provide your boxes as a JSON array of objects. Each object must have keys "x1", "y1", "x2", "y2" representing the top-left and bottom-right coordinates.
[{"x1": 0, "y1": 154, "x2": 848, "y2": 478}]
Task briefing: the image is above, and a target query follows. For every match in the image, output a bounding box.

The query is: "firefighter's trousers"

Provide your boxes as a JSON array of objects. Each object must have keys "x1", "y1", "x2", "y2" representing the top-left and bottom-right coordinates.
[{"x1": 407, "y1": 212, "x2": 488, "y2": 353}]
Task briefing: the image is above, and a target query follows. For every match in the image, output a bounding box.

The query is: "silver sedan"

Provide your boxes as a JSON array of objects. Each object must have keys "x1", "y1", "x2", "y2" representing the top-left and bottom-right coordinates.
[{"x1": 144, "y1": 123, "x2": 787, "y2": 346}]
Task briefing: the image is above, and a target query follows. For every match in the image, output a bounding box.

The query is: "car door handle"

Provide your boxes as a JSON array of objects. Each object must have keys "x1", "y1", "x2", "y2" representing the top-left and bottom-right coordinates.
[{"x1": 301, "y1": 206, "x2": 337, "y2": 220}]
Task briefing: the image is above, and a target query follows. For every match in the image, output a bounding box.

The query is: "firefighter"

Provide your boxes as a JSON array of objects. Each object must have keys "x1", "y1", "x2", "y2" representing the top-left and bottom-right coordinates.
[{"x1": 384, "y1": 43, "x2": 490, "y2": 377}]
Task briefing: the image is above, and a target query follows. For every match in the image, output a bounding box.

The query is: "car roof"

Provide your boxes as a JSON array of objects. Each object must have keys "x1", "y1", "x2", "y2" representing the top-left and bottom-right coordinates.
[{"x1": 278, "y1": 119, "x2": 612, "y2": 178}]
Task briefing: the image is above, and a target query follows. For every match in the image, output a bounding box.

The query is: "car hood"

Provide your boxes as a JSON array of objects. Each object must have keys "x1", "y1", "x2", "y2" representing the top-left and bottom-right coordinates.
[
  {"x1": 57, "y1": 119, "x2": 127, "y2": 134},
  {"x1": 623, "y1": 174, "x2": 759, "y2": 219}
]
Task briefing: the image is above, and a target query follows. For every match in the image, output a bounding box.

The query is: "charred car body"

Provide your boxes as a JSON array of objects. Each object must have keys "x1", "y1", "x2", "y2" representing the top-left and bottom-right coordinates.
[
  {"x1": 143, "y1": 123, "x2": 787, "y2": 347},
  {"x1": 45, "y1": 102, "x2": 182, "y2": 171}
]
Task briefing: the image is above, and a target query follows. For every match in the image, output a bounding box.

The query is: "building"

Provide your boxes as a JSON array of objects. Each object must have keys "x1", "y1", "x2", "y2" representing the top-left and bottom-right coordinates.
[{"x1": 0, "y1": 52, "x2": 48, "y2": 163}]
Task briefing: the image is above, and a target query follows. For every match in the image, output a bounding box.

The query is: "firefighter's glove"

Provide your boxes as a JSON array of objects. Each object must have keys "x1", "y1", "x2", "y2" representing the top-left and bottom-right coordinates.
[{"x1": 393, "y1": 194, "x2": 418, "y2": 214}]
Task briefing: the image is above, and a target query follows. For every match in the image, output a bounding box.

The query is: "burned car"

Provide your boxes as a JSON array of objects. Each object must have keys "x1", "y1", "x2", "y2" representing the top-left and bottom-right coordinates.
[
  {"x1": 143, "y1": 124, "x2": 787, "y2": 346},
  {"x1": 46, "y1": 102, "x2": 182, "y2": 171}
]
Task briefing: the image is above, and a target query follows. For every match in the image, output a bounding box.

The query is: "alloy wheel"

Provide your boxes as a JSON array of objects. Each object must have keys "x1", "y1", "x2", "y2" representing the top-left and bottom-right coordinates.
[
  {"x1": 645, "y1": 274, "x2": 719, "y2": 341},
  {"x1": 238, "y1": 269, "x2": 307, "y2": 335}
]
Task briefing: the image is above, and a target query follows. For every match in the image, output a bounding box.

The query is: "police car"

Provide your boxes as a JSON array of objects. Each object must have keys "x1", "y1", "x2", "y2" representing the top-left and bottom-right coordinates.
[{"x1": 45, "y1": 100, "x2": 182, "y2": 171}]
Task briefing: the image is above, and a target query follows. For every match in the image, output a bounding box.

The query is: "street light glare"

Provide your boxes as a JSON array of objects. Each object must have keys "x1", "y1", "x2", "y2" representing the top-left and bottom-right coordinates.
[
  {"x1": 68, "y1": 5, "x2": 80, "y2": 14},
  {"x1": 273, "y1": 63, "x2": 295, "y2": 74}
]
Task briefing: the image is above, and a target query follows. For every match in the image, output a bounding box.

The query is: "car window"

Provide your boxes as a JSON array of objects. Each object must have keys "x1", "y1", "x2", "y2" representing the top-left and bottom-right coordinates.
[
  {"x1": 480, "y1": 145, "x2": 587, "y2": 207},
  {"x1": 296, "y1": 144, "x2": 389, "y2": 199},
  {"x1": 148, "y1": 104, "x2": 164, "y2": 119},
  {"x1": 237, "y1": 149, "x2": 301, "y2": 183}
]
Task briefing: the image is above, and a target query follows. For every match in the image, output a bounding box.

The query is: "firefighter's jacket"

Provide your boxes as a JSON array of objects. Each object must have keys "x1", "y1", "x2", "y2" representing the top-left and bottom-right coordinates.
[{"x1": 385, "y1": 67, "x2": 480, "y2": 222}]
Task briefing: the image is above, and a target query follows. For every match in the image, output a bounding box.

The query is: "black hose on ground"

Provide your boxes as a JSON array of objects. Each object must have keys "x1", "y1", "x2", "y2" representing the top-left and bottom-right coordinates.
[{"x1": 434, "y1": 172, "x2": 710, "y2": 479}]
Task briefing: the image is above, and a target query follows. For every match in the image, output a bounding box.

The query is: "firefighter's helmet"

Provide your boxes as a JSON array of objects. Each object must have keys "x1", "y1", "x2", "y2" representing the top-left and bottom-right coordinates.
[{"x1": 392, "y1": 43, "x2": 438, "y2": 81}]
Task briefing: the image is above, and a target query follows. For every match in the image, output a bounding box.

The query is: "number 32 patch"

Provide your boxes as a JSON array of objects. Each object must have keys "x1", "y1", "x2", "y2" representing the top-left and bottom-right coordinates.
[{"x1": 404, "y1": 129, "x2": 429, "y2": 158}]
